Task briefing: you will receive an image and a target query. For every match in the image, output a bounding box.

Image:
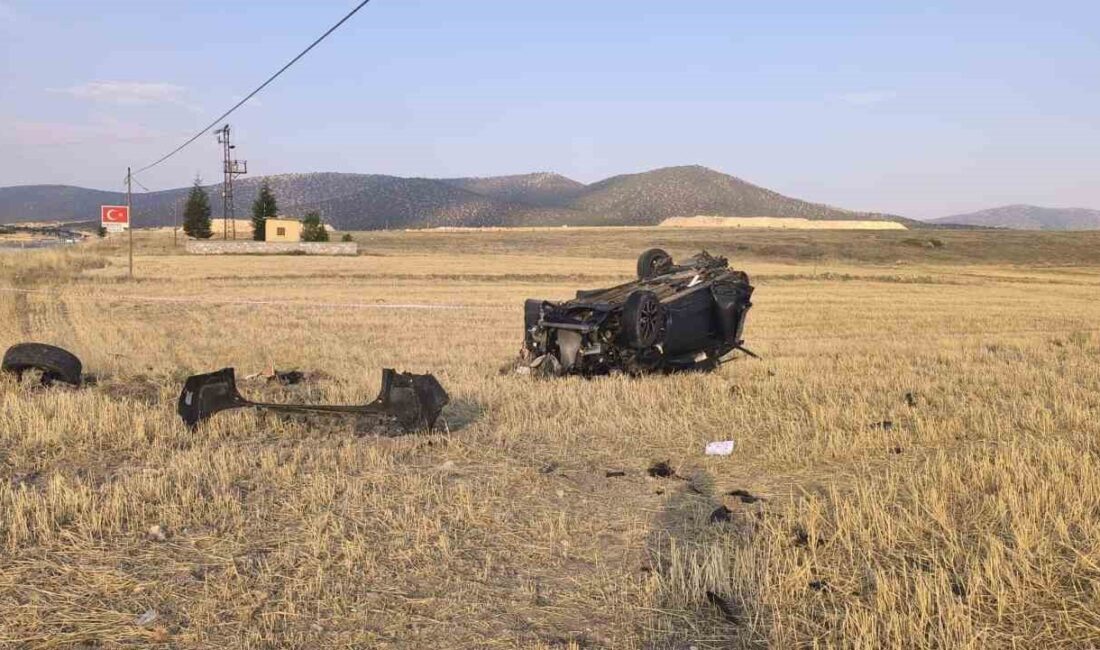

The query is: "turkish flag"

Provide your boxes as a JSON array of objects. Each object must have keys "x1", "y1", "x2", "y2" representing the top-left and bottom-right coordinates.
[{"x1": 101, "y1": 205, "x2": 130, "y2": 224}]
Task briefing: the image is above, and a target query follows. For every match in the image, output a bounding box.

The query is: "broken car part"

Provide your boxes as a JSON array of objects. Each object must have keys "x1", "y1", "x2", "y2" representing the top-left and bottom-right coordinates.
[
  {"x1": 2, "y1": 343, "x2": 83, "y2": 386},
  {"x1": 242, "y1": 362, "x2": 308, "y2": 385},
  {"x1": 177, "y1": 367, "x2": 449, "y2": 432},
  {"x1": 646, "y1": 461, "x2": 677, "y2": 478},
  {"x1": 523, "y1": 249, "x2": 754, "y2": 376}
]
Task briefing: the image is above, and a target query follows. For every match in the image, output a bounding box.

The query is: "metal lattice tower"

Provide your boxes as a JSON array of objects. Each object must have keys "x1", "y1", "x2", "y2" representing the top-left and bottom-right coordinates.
[{"x1": 214, "y1": 125, "x2": 248, "y2": 239}]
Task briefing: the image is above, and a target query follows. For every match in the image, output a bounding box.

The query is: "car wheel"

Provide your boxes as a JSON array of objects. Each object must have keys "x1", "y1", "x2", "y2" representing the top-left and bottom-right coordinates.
[
  {"x1": 523, "y1": 299, "x2": 544, "y2": 331},
  {"x1": 2, "y1": 343, "x2": 83, "y2": 386},
  {"x1": 636, "y1": 248, "x2": 672, "y2": 280},
  {"x1": 622, "y1": 290, "x2": 665, "y2": 348}
]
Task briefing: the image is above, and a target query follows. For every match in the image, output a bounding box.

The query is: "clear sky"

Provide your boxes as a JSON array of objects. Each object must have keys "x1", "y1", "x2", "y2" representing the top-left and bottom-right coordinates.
[{"x1": 1, "y1": 0, "x2": 1096, "y2": 218}]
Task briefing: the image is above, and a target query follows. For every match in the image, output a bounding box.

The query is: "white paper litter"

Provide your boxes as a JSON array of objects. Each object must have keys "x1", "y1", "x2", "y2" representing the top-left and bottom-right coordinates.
[
  {"x1": 705, "y1": 440, "x2": 735, "y2": 456},
  {"x1": 134, "y1": 609, "x2": 159, "y2": 626}
]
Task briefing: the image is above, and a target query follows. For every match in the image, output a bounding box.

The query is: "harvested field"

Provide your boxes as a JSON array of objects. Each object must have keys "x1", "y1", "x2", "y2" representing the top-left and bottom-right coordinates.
[{"x1": 1, "y1": 229, "x2": 1099, "y2": 648}]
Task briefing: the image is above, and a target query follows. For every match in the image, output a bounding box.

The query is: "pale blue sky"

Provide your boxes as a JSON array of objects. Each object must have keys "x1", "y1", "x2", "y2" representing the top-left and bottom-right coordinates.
[{"x1": 1, "y1": 0, "x2": 1096, "y2": 218}]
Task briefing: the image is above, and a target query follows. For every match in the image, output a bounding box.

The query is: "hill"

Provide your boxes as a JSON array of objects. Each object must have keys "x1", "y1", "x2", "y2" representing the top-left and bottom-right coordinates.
[
  {"x1": 570, "y1": 165, "x2": 913, "y2": 226},
  {"x1": 281, "y1": 175, "x2": 578, "y2": 229},
  {"x1": 0, "y1": 185, "x2": 130, "y2": 224},
  {"x1": 439, "y1": 173, "x2": 586, "y2": 207},
  {"x1": 931, "y1": 204, "x2": 1100, "y2": 230},
  {"x1": 0, "y1": 166, "x2": 915, "y2": 229}
]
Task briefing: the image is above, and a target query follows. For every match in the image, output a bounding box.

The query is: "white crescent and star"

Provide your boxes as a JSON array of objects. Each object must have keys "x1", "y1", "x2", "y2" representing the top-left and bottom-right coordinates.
[{"x1": 103, "y1": 207, "x2": 128, "y2": 222}]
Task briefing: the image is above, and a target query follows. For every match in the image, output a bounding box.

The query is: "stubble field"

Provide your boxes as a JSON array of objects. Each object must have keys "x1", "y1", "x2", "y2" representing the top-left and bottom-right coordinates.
[{"x1": 1, "y1": 228, "x2": 1099, "y2": 648}]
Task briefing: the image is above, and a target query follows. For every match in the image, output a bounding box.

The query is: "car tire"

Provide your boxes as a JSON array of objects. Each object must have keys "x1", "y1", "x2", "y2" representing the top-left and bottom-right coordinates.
[
  {"x1": 2, "y1": 343, "x2": 83, "y2": 386},
  {"x1": 637, "y1": 248, "x2": 672, "y2": 280},
  {"x1": 622, "y1": 290, "x2": 665, "y2": 348},
  {"x1": 524, "y1": 299, "x2": 544, "y2": 331}
]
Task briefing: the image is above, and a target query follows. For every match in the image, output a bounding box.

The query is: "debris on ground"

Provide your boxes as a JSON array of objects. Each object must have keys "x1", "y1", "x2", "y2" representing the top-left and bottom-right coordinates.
[
  {"x1": 705, "y1": 440, "x2": 735, "y2": 456},
  {"x1": 269, "y1": 370, "x2": 305, "y2": 385},
  {"x1": 705, "y1": 590, "x2": 744, "y2": 625},
  {"x1": 709, "y1": 505, "x2": 733, "y2": 523},
  {"x1": 727, "y1": 489, "x2": 764, "y2": 504},
  {"x1": 147, "y1": 525, "x2": 168, "y2": 542},
  {"x1": 793, "y1": 526, "x2": 827, "y2": 548},
  {"x1": 134, "y1": 609, "x2": 159, "y2": 626},
  {"x1": 521, "y1": 249, "x2": 754, "y2": 376},
  {"x1": 647, "y1": 460, "x2": 676, "y2": 478},
  {"x1": 2, "y1": 342, "x2": 84, "y2": 386},
  {"x1": 242, "y1": 362, "x2": 321, "y2": 385},
  {"x1": 905, "y1": 392, "x2": 919, "y2": 407},
  {"x1": 520, "y1": 353, "x2": 562, "y2": 378},
  {"x1": 605, "y1": 469, "x2": 626, "y2": 478},
  {"x1": 809, "y1": 579, "x2": 832, "y2": 593},
  {"x1": 178, "y1": 367, "x2": 449, "y2": 433},
  {"x1": 793, "y1": 527, "x2": 810, "y2": 547}
]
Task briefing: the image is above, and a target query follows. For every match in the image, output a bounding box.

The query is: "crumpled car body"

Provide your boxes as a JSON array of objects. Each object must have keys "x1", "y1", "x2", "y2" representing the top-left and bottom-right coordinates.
[{"x1": 522, "y1": 249, "x2": 754, "y2": 375}]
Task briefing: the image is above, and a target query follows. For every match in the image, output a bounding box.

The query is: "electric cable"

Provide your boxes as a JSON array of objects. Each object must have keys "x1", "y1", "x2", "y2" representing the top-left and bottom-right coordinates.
[{"x1": 133, "y1": 0, "x2": 372, "y2": 176}]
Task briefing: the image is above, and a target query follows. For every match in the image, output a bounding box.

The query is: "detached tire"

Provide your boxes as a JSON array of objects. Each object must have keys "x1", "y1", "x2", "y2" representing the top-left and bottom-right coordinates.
[
  {"x1": 637, "y1": 248, "x2": 672, "y2": 280},
  {"x1": 621, "y1": 290, "x2": 665, "y2": 348},
  {"x1": 2, "y1": 343, "x2": 82, "y2": 386}
]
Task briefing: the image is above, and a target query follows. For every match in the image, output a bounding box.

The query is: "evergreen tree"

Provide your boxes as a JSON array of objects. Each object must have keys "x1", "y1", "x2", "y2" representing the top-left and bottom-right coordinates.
[
  {"x1": 182, "y1": 178, "x2": 213, "y2": 239},
  {"x1": 301, "y1": 211, "x2": 329, "y2": 242},
  {"x1": 251, "y1": 180, "x2": 278, "y2": 241}
]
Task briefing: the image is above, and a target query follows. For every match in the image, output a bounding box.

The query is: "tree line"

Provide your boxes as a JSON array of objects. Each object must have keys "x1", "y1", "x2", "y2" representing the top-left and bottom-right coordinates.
[{"x1": 182, "y1": 178, "x2": 330, "y2": 242}]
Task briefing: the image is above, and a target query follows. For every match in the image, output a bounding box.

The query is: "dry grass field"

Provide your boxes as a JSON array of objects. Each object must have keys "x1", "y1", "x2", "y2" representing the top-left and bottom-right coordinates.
[
  {"x1": 2, "y1": 228, "x2": 1099, "y2": 648},
  {"x1": 658, "y1": 216, "x2": 908, "y2": 230}
]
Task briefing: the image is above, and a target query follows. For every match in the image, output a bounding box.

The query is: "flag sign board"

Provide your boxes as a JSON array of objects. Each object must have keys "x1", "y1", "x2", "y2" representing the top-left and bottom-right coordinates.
[{"x1": 101, "y1": 205, "x2": 129, "y2": 232}]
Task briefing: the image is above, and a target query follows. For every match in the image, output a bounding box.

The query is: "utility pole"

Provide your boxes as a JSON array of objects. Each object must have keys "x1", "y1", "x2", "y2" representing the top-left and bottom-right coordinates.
[
  {"x1": 215, "y1": 125, "x2": 247, "y2": 239},
  {"x1": 126, "y1": 167, "x2": 133, "y2": 279}
]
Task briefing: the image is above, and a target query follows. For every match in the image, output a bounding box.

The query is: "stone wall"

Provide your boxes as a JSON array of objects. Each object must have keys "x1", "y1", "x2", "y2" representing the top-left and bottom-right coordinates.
[{"x1": 185, "y1": 241, "x2": 358, "y2": 256}]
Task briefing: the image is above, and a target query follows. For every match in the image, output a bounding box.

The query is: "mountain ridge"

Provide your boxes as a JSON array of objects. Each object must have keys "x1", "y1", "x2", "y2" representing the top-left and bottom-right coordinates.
[
  {"x1": 0, "y1": 166, "x2": 917, "y2": 229},
  {"x1": 931, "y1": 204, "x2": 1100, "y2": 231}
]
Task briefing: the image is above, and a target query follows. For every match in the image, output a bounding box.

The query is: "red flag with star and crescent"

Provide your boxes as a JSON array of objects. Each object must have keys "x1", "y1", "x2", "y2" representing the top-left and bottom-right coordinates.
[{"x1": 101, "y1": 205, "x2": 130, "y2": 225}]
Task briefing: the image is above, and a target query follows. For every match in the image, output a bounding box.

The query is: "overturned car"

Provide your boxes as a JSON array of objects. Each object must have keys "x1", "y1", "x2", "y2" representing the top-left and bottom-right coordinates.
[{"x1": 522, "y1": 249, "x2": 754, "y2": 376}]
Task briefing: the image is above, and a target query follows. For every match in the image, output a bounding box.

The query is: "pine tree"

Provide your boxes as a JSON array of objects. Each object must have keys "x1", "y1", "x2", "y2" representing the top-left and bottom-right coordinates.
[
  {"x1": 251, "y1": 180, "x2": 278, "y2": 241},
  {"x1": 301, "y1": 211, "x2": 330, "y2": 242},
  {"x1": 182, "y1": 177, "x2": 213, "y2": 239}
]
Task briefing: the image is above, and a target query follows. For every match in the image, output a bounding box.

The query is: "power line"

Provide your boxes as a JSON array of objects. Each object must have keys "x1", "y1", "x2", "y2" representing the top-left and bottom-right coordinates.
[
  {"x1": 130, "y1": 175, "x2": 152, "y2": 193},
  {"x1": 133, "y1": 0, "x2": 373, "y2": 177}
]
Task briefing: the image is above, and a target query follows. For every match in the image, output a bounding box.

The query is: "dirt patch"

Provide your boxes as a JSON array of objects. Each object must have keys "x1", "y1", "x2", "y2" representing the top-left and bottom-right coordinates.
[{"x1": 97, "y1": 374, "x2": 166, "y2": 405}]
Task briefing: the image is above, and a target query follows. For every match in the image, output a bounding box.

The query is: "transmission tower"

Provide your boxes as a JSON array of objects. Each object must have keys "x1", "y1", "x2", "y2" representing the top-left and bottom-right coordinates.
[{"x1": 214, "y1": 125, "x2": 248, "y2": 239}]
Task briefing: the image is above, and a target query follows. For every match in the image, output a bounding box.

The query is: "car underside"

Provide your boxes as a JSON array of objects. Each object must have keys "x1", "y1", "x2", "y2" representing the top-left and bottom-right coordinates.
[{"x1": 522, "y1": 249, "x2": 754, "y2": 376}]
